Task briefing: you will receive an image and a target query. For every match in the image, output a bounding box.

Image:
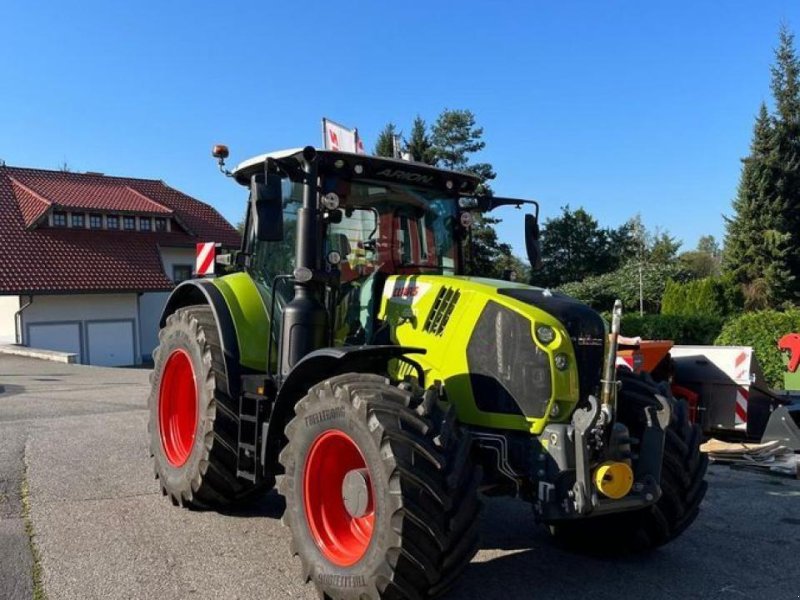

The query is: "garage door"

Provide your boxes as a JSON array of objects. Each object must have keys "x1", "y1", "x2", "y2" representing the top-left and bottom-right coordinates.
[
  {"x1": 28, "y1": 322, "x2": 82, "y2": 362},
  {"x1": 87, "y1": 321, "x2": 135, "y2": 367}
]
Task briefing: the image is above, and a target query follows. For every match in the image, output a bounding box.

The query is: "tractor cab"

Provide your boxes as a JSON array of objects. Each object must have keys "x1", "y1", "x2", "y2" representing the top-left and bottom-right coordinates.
[{"x1": 226, "y1": 146, "x2": 541, "y2": 375}]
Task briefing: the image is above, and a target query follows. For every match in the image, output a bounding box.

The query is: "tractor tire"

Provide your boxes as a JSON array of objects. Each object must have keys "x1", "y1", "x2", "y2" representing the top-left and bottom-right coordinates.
[
  {"x1": 148, "y1": 305, "x2": 273, "y2": 508},
  {"x1": 549, "y1": 368, "x2": 708, "y2": 554},
  {"x1": 279, "y1": 373, "x2": 481, "y2": 600}
]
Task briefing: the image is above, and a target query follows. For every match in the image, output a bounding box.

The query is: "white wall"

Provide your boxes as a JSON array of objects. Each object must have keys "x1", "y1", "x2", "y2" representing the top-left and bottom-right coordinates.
[
  {"x1": 138, "y1": 246, "x2": 195, "y2": 361},
  {"x1": 21, "y1": 294, "x2": 140, "y2": 365},
  {"x1": 0, "y1": 295, "x2": 20, "y2": 344},
  {"x1": 159, "y1": 247, "x2": 196, "y2": 282}
]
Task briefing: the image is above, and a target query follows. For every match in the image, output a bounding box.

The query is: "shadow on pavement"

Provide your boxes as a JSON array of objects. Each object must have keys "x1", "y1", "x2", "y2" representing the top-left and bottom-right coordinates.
[{"x1": 216, "y1": 489, "x2": 286, "y2": 520}]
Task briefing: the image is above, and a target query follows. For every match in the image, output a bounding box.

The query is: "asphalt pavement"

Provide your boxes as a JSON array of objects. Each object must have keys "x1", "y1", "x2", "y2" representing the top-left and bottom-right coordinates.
[{"x1": 1, "y1": 355, "x2": 799, "y2": 600}]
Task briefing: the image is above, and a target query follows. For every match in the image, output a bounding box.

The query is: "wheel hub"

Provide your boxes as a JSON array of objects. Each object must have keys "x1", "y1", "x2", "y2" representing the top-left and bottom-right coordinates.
[{"x1": 342, "y1": 468, "x2": 372, "y2": 518}]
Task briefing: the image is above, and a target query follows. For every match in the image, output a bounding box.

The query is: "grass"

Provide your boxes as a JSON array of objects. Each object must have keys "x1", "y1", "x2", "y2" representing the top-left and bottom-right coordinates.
[{"x1": 21, "y1": 467, "x2": 47, "y2": 600}]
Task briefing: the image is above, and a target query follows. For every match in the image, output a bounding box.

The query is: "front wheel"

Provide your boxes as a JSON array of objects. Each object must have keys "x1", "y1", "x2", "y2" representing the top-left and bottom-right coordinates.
[{"x1": 279, "y1": 374, "x2": 481, "y2": 600}]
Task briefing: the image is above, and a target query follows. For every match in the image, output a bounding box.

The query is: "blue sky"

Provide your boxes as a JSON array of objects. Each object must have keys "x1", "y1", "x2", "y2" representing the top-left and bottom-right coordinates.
[{"x1": 2, "y1": 1, "x2": 799, "y2": 259}]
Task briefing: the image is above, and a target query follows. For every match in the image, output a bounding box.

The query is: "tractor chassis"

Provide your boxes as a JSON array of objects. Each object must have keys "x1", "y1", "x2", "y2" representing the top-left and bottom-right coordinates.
[{"x1": 472, "y1": 393, "x2": 668, "y2": 523}]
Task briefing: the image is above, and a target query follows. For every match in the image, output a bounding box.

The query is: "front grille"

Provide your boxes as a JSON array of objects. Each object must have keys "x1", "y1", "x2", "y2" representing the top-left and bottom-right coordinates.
[
  {"x1": 467, "y1": 301, "x2": 552, "y2": 418},
  {"x1": 498, "y1": 288, "x2": 606, "y2": 402}
]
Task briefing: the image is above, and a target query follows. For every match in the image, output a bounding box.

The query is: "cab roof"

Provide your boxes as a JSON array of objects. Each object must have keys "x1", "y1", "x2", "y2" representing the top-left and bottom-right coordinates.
[{"x1": 232, "y1": 148, "x2": 482, "y2": 196}]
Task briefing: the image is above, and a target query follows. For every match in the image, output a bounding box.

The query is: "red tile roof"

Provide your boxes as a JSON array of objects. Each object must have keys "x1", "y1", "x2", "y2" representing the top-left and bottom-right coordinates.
[
  {"x1": 14, "y1": 172, "x2": 173, "y2": 214},
  {"x1": 0, "y1": 166, "x2": 241, "y2": 294},
  {"x1": 10, "y1": 178, "x2": 51, "y2": 228}
]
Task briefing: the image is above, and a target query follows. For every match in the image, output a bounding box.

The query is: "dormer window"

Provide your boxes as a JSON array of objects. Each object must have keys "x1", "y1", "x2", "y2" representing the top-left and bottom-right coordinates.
[
  {"x1": 46, "y1": 209, "x2": 171, "y2": 232},
  {"x1": 53, "y1": 211, "x2": 67, "y2": 227}
]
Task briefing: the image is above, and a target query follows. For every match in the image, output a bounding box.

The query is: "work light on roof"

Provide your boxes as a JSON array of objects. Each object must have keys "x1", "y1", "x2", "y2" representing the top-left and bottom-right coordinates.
[{"x1": 321, "y1": 193, "x2": 340, "y2": 211}]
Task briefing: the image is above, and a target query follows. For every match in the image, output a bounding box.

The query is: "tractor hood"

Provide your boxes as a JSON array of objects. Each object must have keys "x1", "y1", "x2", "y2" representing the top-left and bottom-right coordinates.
[{"x1": 379, "y1": 274, "x2": 605, "y2": 434}]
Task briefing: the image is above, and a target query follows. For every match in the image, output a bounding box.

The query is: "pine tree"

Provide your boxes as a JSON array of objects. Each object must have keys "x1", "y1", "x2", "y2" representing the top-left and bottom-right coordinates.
[
  {"x1": 429, "y1": 109, "x2": 507, "y2": 277},
  {"x1": 431, "y1": 109, "x2": 485, "y2": 170},
  {"x1": 430, "y1": 109, "x2": 496, "y2": 191},
  {"x1": 404, "y1": 116, "x2": 436, "y2": 165},
  {"x1": 373, "y1": 123, "x2": 397, "y2": 157}
]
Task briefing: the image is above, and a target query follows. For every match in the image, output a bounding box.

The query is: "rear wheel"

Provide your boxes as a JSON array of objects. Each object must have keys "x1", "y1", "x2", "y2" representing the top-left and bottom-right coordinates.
[
  {"x1": 279, "y1": 374, "x2": 480, "y2": 599},
  {"x1": 148, "y1": 305, "x2": 273, "y2": 507},
  {"x1": 549, "y1": 368, "x2": 708, "y2": 553}
]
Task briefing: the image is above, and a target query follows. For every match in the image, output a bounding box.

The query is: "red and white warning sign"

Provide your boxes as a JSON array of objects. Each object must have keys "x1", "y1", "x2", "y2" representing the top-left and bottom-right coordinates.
[
  {"x1": 733, "y1": 349, "x2": 749, "y2": 430},
  {"x1": 196, "y1": 242, "x2": 216, "y2": 276},
  {"x1": 734, "y1": 387, "x2": 749, "y2": 430}
]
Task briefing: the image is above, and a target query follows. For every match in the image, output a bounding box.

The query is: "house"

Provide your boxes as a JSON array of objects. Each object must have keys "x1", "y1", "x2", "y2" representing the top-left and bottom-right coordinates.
[{"x1": 0, "y1": 165, "x2": 240, "y2": 366}]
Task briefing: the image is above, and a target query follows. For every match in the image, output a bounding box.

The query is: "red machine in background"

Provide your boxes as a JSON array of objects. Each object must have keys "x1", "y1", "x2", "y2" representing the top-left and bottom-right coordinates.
[{"x1": 616, "y1": 339, "x2": 800, "y2": 451}]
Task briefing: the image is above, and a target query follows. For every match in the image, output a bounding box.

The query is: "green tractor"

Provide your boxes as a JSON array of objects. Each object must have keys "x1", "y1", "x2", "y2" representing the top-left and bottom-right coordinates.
[{"x1": 149, "y1": 145, "x2": 707, "y2": 599}]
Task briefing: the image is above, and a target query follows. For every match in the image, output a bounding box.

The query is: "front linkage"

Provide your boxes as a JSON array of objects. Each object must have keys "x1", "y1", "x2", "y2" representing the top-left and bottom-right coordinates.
[
  {"x1": 550, "y1": 300, "x2": 668, "y2": 521},
  {"x1": 490, "y1": 301, "x2": 672, "y2": 523}
]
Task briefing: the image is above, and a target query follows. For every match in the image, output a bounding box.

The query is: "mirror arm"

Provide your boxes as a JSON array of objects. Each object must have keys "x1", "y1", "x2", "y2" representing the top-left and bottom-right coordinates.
[{"x1": 467, "y1": 195, "x2": 540, "y2": 218}]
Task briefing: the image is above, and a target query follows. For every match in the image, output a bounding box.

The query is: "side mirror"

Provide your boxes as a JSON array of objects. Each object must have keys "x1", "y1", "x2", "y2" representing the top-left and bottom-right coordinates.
[
  {"x1": 251, "y1": 173, "x2": 284, "y2": 242},
  {"x1": 525, "y1": 214, "x2": 543, "y2": 271}
]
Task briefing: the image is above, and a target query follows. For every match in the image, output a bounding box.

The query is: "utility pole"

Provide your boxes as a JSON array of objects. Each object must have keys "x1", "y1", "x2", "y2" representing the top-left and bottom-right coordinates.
[
  {"x1": 639, "y1": 263, "x2": 644, "y2": 316},
  {"x1": 633, "y1": 216, "x2": 645, "y2": 316}
]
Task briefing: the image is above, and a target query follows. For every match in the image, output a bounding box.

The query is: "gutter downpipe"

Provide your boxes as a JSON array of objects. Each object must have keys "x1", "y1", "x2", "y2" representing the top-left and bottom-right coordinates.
[{"x1": 14, "y1": 295, "x2": 34, "y2": 345}]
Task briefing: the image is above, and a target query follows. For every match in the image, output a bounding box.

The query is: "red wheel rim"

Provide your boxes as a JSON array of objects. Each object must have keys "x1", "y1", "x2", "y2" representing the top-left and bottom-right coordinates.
[
  {"x1": 158, "y1": 349, "x2": 198, "y2": 467},
  {"x1": 303, "y1": 430, "x2": 375, "y2": 567}
]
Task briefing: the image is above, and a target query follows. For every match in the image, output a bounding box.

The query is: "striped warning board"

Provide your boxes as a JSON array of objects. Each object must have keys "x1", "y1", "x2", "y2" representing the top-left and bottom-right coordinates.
[
  {"x1": 196, "y1": 242, "x2": 216, "y2": 276},
  {"x1": 734, "y1": 387, "x2": 749, "y2": 430},
  {"x1": 733, "y1": 349, "x2": 749, "y2": 430}
]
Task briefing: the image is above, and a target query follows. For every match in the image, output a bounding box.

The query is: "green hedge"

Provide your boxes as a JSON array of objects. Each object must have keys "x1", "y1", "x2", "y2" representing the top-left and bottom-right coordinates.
[
  {"x1": 715, "y1": 309, "x2": 800, "y2": 389},
  {"x1": 661, "y1": 276, "x2": 742, "y2": 317},
  {"x1": 614, "y1": 313, "x2": 726, "y2": 345}
]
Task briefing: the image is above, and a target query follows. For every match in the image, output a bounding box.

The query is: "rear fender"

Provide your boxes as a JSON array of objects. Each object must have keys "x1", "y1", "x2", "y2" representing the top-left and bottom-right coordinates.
[
  {"x1": 159, "y1": 279, "x2": 241, "y2": 398},
  {"x1": 264, "y1": 345, "x2": 426, "y2": 471}
]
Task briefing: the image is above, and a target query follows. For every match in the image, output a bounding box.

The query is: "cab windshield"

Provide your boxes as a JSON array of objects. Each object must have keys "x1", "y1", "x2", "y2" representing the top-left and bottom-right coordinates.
[{"x1": 326, "y1": 181, "x2": 459, "y2": 283}]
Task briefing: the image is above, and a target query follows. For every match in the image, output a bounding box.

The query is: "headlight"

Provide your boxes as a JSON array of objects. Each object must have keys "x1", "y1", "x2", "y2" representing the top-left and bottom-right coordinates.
[
  {"x1": 535, "y1": 324, "x2": 555, "y2": 345},
  {"x1": 554, "y1": 353, "x2": 569, "y2": 371}
]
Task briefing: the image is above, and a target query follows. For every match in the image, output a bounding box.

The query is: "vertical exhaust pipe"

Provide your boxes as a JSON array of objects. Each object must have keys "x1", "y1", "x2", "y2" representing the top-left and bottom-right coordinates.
[{"x1": 601, "y1": 299, "x2": 623, "y2": 418}]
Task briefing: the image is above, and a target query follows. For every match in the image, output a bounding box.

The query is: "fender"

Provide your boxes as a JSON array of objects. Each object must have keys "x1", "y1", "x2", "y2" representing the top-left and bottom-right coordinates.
[
  {"x1": 263, "y1": 345, "x2": 427, "y2": 471},
  {"x1": 159, "y1": 279, "x2": 242, "y2": 398}
]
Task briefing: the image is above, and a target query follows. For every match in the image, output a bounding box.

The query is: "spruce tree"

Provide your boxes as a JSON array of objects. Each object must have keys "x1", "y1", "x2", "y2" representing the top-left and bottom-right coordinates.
[
  {"x1": 373, "y1": 123, "x2": 397, "y2": 157},
  {"x1": 724, "y1": 103, "x2": 794, "y2": 307},
  {"x1": 770, "y1": 25, "x2": 800, "y2": 300},
  {"x1": 404, "y1": 116, "x2": 436, "y2": 165}
]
